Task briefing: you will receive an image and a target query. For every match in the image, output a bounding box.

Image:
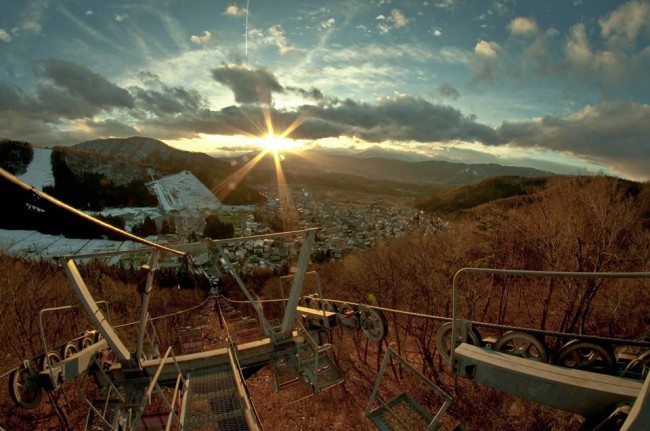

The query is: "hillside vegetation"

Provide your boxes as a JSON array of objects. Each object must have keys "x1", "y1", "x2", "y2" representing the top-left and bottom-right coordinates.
[
  {"x1": 1, "y1": 175, "x2": 649, "y2": 430},
  {"x1": 0, "y1": 139, "x2": 33, "y2": 175},
  {"x1": 44, "y1": 146, "x2": 158, "y2": 211},
  {"x1": 414, "y1": 175, "x2": 547, "y2": 215},
  {"x1": 75, "y1": 136, "x2": 266, "y2": 205}
]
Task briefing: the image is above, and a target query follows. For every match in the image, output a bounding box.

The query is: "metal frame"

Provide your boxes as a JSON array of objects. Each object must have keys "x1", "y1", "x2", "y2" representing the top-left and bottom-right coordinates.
[
  {"x1": 135, "y1": 251, "x2": 160, "y2": 367},
  {"x1": 366, "y1": 347, "x2": 452, "y2": 431},
  {"x1": 447, "y1": 268, "x2": 650, "y2": 421},
  {"x1": 38, "y1": 301, "x2": 110, "y2": 387},
  {"x1": 62, "y1": 257, "x2": 131, "y2": 362},
  {"x1": 449, "y1": 268, "x2": 650, "y2": 367}
]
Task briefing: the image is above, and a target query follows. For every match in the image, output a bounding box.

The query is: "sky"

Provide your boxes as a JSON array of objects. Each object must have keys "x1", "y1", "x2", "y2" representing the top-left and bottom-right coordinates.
[{"x1": 0, "y1": 0, "x2": 649, "y2": 180}]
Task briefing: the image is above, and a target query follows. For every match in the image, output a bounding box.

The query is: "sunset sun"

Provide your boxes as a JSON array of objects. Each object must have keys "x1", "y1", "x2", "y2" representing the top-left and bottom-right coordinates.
[{"x1": 261, "y1": 132, "x2": 298, "y2": 153}]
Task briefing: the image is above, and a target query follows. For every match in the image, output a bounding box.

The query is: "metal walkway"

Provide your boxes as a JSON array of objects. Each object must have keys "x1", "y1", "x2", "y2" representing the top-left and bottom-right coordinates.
[{"x1": 182, "y1": 366, "x2": 251, "y2": 431}]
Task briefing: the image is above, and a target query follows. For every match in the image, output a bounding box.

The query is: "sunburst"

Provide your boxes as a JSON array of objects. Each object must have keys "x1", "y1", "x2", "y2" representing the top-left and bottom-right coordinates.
[{"x1": 211, "y1": 103, "x2": 318, "y2": 232}]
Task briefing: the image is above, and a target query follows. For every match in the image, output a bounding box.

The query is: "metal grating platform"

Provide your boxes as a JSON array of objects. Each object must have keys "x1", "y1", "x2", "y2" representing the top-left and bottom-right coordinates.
[
  {"x1": 368, "y1": 393, "x2": 437, "y2": 431},
  {"x1": 308, "y1": 354, "x2": 345, "y2": 392},
  {"x1": 183, "y1": 366, "x2": 250, "y2": 431},
  {"x1": 85, "y1": 399, "x2": 122, "y2": 431},
  {"x1": 270, "y1": 344, "x2": 345, "y2": 394}
]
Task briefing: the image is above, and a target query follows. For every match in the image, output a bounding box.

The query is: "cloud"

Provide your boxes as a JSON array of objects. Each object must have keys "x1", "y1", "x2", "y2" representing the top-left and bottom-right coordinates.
[
  {"x1": 508, "y1": 17, "x2": 538, "y2": 35},
  {"x1": 434, "y1": 0, "x2": 457, "y2": 9},
  {"x1": 496, "y1": 102, "x2": 650, "y2": 180},
  {"x1": 190, "y1": 30, "x2": 212, "y2": 44},
  {"x1": 285, "y1": 86, "x2": 325, "y2": 101},
  {"x1": 376, "y1": 9, "x2": 409, "y2": 33},
  {"x1": 475, "y1": 40, "x2": 500, "y2": 57},
  {"x1": 86, "y1": 10, "x2": 93, "y2": 16},
  {"x1": 130, "y1": 74, "x2": 207, "y2": 116},
  {"x1": 469, "y1": 40, "x2": 502, "y2": 86},
  {"x1": 115, "y1": 14, "x2": 128, "y2": 22},
  {"x1": 307, "y1": 96, "x2": 498, "y2": 144},
  {"x1": 390, "y1": 9, "x2": 408, "y2": 28},
  {"x1": 565, "y1": 23, "x2": 592, "y2": 66},
  {"x1": 435, "y1": 82, "x2": 460, "y2": 100},
  {"x1": 320, "y1": 18, "x2": 336, "y2": 30},
  {"x1": 0, "y1": 29, "x2": 12, "y2": 42},
  {"x1": 599, "y1": 0, "x2": 650, "y2": 49},
  {"x1": 211, "y1": 64, "x2": 284, "y2": 104},
  {"x1": 267, "y1": 25, "x2": 295, "y2": 54},
  {"x1": 224, "y1": 5, "x2": 247, "y2": 17},
  {"x1": 21, "y1": 0, "x2": 48, "y2": 34},
  {"x1": 432, "y1": 28, "x2": 442, "y2": 37},
  {"x1": 518, "y1": 29, "x2": 559, "y2": 76},
  {"x1": 35, "y1": 59, "x2": 134, "y2": 109}
]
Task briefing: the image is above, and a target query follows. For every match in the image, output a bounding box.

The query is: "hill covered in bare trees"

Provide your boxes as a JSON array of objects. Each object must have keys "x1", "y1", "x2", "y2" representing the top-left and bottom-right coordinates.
[{"x1": 1, "y1": 175, "x2": 649, "y2": 430}]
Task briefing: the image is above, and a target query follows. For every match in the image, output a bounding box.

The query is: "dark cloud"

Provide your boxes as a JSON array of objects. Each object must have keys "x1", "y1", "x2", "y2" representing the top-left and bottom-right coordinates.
[
  {"x1": 0, "y1": 81, "x2": 28, "y2": 111},
  {"x1": 211, "y1": 64, "x2": 284, "y2": 104},
  {"x1": 33, "y1": 82, "x2": 101, "y2": 120},
  {"x1": 435, "y1": 82, "x2": 460, "y2": 100},
  {"x1": 496, "y1": 101, "x2": 650, "y2": 179},
  {"x1": 286, "y1": 86, "x2": 325, "y2": 101},
  {"x1": 315, "y1": 96, "x2": 498, "y2": 144},
  {"x1": 2, "y1": 58, "x2": 648, "y2": 180},
  {"x1": 35, "y1": 59, "x2": 134, "y2": 109},
  {"x1": 131, "y1": 71, "x2": 207, "y2": 116},
  {"x1": 131, "y1": 85, "x2": 206, "y2": 116}
]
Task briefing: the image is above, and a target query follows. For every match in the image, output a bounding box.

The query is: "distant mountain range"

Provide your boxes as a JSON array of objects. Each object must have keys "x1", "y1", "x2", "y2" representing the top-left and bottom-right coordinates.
[
  {"x1": 67, "y1": 136, "x2": 553, "y2": 198},
  {"x1": 223, "y1": 149, "x2": 552, "y2": 187}
]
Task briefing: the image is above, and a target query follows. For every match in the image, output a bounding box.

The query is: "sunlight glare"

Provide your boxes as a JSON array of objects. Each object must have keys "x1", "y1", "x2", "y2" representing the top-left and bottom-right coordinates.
[{"x1": 262, "y1": 132, "x2": 298, "y2": 153}]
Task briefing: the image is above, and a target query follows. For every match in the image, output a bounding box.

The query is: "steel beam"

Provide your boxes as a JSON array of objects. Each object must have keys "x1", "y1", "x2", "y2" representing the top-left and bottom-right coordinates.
[
  {"x1": 63, "y1": 258, "x2": 131, "y2": 361},
  {"x1": 281, "y1": 229, "x2": 316, "y2": 333}
]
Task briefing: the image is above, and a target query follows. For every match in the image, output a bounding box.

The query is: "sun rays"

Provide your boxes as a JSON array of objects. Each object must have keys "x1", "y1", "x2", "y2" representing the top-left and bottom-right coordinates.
[{"x1": 211, "y1": 98, "x2": 318, "y2": 232}]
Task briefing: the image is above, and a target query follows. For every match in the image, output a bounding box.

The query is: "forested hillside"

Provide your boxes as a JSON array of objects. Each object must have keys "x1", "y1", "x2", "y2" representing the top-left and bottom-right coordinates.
[
  {"x1": 1, "y1": 175, "x2": 649, "y2": 430},
  {"x1": 0, "y1": 139, "x2": 33, "y2": 175}
]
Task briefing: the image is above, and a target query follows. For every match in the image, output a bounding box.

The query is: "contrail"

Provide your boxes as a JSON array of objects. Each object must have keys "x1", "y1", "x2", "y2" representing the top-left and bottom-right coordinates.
[{"x1": 245, "y1": 0, "x2": 250, "y2": 55}]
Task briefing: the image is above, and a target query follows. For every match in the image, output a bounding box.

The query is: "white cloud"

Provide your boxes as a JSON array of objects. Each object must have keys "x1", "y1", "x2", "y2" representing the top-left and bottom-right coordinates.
[
  {"x1": 376, "y1": 9, "x2": 409, "y2": 33},
  {"x1": 469, "y1": 41, "x2": 502, "y2": 86},
  {"x1": 434, "y1": 0, "x2": 457, "y2": 9},
  {"x1": 508, "y1": 17, "x2": 538, "y2": 35},
  {"x1": 474, "y1": 40, "x2": 500, "y2": 57},
  {"x1": 599, "y1": 0, "x2": 650, "y2": 48},
  {"x1": 190, "y1": 30, "x2": 212, "y2": 44},
  {"x1": 320, "y1": 18, "x2": 335, "y2": 30},
  {"x1": 565, "y1": 23, "x2": 592, "y2": 66},
  {"x1": 390, "y1": 9, "x2": 408, "y2": 28},
  {"x1": 0, "y1": 29, "x2": 12, "y2": 43},
  {"x1": 268, "y1": 25, "x2": 295, "y2": 55},
  {"x1": 433, "y1": 28, "x2": 442, "y2": 37},
  {"x1": 224, "y1": 5, "x2": 247, "y2": 17},
  {"x1": 115, "y1": 14, "x2": 129, "y2": 22},
  {"x1": 86, "y1": 10, "x2": 93, "y2": 16}
]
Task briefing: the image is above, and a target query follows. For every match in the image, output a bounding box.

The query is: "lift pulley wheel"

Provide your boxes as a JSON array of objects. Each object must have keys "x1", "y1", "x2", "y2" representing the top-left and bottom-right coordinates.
[
  {"x1": 435, "y1": 322, "x2": 482, "y2": 362},
  {"x1": 360, "y1": 307, "x2": 388, "y2": 342},
  {"x1": 61, "y1": 342, "x2": 79, "y2": 360},
  {"x1": 79, "y1": 332, "x2": 95, "y2": 350},
  {"x1": 9, "y1": 365, "x2": 43, "y2": 410},
  {"x1": 494, "y1": 331, "x2": 549, "y2": 363},
  {"x1": 38, "y1": 351, "x2": 61, "y2": 372},
  {"x1": 556, "y1": 340, "x2": 617, "y2": 374}
]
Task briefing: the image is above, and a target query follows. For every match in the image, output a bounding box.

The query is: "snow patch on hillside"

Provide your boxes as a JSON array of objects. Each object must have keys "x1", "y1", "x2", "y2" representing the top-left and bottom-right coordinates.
[
  {"x1": 16, "y1": 148, "x2": 54, "y2": 190},
  {"x1": 150, "y1": 170, "x2": 221, "y2": 213},
  {"x1": 0, "y1": 229, "x2": 138, "y2": 262}
]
